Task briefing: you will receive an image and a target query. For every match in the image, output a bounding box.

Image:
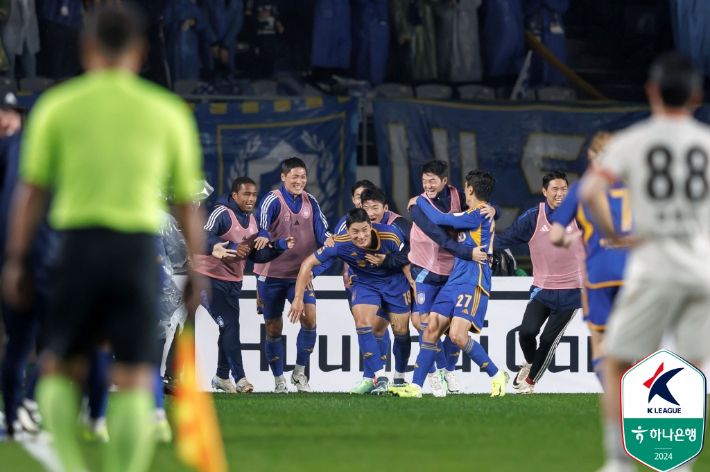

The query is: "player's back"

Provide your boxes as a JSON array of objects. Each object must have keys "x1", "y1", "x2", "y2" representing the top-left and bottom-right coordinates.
[
  {"x1": 447, "y1": 206, "x2": 493, "y2": 292},
  {"x1": 599, "y1": 115, "x2": 710, "y2": 285}
]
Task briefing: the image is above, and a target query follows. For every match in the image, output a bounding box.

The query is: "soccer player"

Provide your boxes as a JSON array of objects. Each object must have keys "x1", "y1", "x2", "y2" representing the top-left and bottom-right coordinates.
[
  {"x1": 395, "y1": 170, "x2": 509, "y2": 398},
  {"x1": 289, "y1": 208, "x2": 411, "y2": 395},
  {"x1": 407, "y1": 160, "x2": 498, "y2": 395},
  {"x1": 581, "y1": 53, "x2": 710, "y2": 472},
  {"x1": 193, "y1": 176, "x2": 294, "y2": 394},
  {"x1": 548, "y1": 132, "x2": 629, "y2": 389},
  {"x1": 254, "y1": 157, "x2": 332, "y2": 393},
  {"x1": 493, "y1": 171, "x2": 585, "y2": 394},
  {"x1": 2, "y1": 7, "x2": 205, "y2": 472}
]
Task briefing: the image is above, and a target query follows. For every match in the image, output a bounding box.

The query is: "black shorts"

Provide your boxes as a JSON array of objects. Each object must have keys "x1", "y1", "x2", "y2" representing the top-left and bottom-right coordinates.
[{"x1": 47, "y1": 229, "x2": 161, "y2": 364}]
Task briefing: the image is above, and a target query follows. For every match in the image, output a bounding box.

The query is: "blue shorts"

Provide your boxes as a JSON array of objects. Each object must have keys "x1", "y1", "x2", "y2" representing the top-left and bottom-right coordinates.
[
  {"x1": 429, "y1": 284, "x2": 489, "y2": 333},
  {"x1": 582, "y1": 284, "x2": 621, "y2": 331},
  {"x1": 350, "y1": 276, "x2": 411, "y2": 315},
  {"x1": 256, "y1": 276, "x2": 317, "y2": 320},
  {"x1": 414, "y1": 282, "x2": 444, "y2": 315}
]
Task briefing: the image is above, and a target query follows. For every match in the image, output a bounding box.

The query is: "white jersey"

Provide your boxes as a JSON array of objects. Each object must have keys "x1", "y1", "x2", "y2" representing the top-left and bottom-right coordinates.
[{"x1": 597, "y1": 114, "x2": 710, "y2": 285}]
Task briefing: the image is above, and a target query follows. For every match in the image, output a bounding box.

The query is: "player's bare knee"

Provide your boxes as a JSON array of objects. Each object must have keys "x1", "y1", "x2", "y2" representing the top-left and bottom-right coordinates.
[
  {"x1": 373, "y1": 317, "x2": 389, "y2": 336},
  {"x1": 265, "y1": 318, "x2": 283, "y2": 337},
  {"x1": 388, "y1": 314, "x2": 409, "y2": 335}
]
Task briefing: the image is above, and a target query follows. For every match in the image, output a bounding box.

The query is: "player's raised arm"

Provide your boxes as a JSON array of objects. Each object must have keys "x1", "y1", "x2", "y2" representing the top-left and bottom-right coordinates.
[
  {"x1": 409, "y1": 205, "x2": 475, "y2": 260},
  {"x1": 255, "y1": 191, "x2": 279, "y2": 247},
  {"x1": 416, "y1": 195, "x2": 481, "y2": 229}
]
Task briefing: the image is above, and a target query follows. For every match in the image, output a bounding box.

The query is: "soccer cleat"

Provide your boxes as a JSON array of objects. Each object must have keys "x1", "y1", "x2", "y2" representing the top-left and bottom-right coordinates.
[
  {"x1": 82, "y1": 417, "x2": 109, "y2": 443},
  {"x1": 427, "y1": 372, "x2": 447, "y2": 398},
  {"x1": 594, "y1": 459, "x2": 637, "y2": 472},
  {"x1": 274, "y1": 376, "x2": 289, "y2": 394},
  {"x1": 517, "y1": 380, "x2": 535, "y2": 394},
  {"x1": 438, "y1": 369, "x2": 448, "y2": 393},
  {"x1": 349, "y1": 378, "x2": 375, "y2": 395},
  {"x1": 235, "y1": 377, "x2": 254, "y2": 394},
  {"x1": 512, "y1": 362, "x2": 532, "y2": 390},
  {"x1": 444, "y1": 370, "x2": 460, "y2": 393},
  {"x1": 290, "y1": 372, "x2": 313, "y2": 392},
  {"x1": 392, "y1": 383, "x2": 422, "y2": 398},
  {"x1": 490, "y1": 371, "x2": 510, "y2": 397},
  {"x1": 163, "y1": 375, "x2": 179, "y2": 396},
  {"x1": 155, "y1": 409, "x2": 172, "y2": 443},
  {"x1": 211, "y1": 376, "x2": 237, "y2": 393},
  {"x1": 370, "y1": 377, "x2": 389, "y2": 395},
  {"x1": 16, "y1": 399, "x2": 41, "y2": 435}
]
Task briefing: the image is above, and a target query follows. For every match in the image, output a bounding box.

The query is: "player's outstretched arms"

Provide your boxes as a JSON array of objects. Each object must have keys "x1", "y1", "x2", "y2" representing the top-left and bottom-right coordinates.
[{"x1": 289, "y1": 253, "x2": 323, "y2": 323}]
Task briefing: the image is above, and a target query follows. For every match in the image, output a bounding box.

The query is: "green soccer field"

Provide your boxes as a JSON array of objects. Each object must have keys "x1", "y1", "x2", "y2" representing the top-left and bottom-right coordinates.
[{"x1": 1, "y1": 393, "x2": 709, "y2": 472}]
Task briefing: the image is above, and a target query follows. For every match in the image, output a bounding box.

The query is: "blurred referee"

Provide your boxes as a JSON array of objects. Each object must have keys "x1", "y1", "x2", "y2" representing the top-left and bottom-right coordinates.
[{"x1": 2, "y1": 6, "x2": 204, "y2": 472}]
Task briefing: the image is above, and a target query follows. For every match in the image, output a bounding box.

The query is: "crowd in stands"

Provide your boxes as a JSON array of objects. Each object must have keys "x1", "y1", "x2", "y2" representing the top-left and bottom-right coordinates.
[{"x1": 0, "y1": 0, "x2": 571, "y2": 94}]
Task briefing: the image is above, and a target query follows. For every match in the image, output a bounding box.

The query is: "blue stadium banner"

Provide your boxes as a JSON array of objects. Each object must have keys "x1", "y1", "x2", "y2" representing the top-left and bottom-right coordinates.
[
  {"x1": 14, "y1": 93, "x2": 359, "y2": 229},
  {"x1": 372, "y1": 99, "x2": 657, "y2": 227},
  {"x1": 194, "y1": 97, "x2": 359, "y2": 227}
]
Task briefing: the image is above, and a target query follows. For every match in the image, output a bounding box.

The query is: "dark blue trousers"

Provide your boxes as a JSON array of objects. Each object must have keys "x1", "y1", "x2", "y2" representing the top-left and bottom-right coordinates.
[{"x1": 203, "y1": 278, "x2": 245, "y2": 382}]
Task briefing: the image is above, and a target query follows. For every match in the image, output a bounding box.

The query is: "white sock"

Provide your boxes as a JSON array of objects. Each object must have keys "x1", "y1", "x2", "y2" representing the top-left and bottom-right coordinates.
[
  {"x1": 293, "y1": 364, "x2": 305, "y2": 376},
  {"x1": 374, "y1": 369, "x2": 386, "y2": 379},
  {"x1": 492, "y1": 370, "x2": 503, "y2": 380},
  {"x1": 445, "y1": 368, "x2": 455, "y2": 374},
  {"x1": 275, "y1": 374, "x2": 286, "y2": 385},
  {"x1": 394, "y1": 371, "x2": 406, "y2": 380},
  {"x1": 604, "y1": 420, "x2": 629, "y2": 461}
]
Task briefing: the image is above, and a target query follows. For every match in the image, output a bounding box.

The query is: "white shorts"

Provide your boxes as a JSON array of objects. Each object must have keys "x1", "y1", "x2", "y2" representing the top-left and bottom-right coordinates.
[{"x1": 605, "y1": 275, "x2": 710, "y2": 362}]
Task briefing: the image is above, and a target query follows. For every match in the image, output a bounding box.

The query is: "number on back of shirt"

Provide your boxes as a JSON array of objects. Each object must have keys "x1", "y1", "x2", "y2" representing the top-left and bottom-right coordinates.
[{"x1": 647, "y1": 146, "x2": 708, "y2": 201}]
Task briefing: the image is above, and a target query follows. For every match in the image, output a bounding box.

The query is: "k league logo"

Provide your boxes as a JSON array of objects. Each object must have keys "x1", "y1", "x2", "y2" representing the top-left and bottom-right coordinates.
[{"x1": 621, "y1": 350, "x2": 706, "y2": 472}]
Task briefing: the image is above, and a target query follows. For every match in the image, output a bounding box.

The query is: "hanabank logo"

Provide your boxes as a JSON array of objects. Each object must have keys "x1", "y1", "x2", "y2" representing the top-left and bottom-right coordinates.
[{"x1": 644, "y1": 363, "x2": 683, "y2": 414}]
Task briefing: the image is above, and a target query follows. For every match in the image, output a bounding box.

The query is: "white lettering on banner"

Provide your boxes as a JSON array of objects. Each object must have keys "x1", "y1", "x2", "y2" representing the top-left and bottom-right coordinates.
[
  {"x1": 520, "y1": 133, "x2": 585, "y2": 194},
  {"x1": 195, "y1": 277, "x2": 604, "y2": 393}
]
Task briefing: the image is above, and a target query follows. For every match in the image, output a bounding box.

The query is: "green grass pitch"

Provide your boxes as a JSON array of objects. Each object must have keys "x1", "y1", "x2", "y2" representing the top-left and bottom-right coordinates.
[{"x1": 1, "y1": 393, "x2": 709, "y2": 472}]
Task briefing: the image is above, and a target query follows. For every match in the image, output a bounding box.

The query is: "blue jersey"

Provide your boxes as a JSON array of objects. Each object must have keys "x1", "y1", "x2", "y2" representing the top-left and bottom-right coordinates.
[
  {"x1": 314, "y1": 222, "x2": 406, "y2": 287},
  {"x1": 417, "y1": 196, "x2": 493, "y2": 294},
  {"x1": 549, "y1": 180, "x2": 630, "y2": 287}
]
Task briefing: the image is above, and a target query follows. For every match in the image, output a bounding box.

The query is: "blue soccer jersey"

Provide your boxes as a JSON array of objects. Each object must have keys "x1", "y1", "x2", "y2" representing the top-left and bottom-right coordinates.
[
  {"x1": 417, "y1": 197, "x2": 493, "y2": 295},
  {"x1": 549, "y1": 180, "x2": 630, "y2": 287}
]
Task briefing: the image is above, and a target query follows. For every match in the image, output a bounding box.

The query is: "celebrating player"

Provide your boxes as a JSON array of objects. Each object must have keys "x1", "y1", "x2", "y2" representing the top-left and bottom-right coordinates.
[
  {"x1": 548, "y1": 132, "x2": 629, "y2": 389},
  {"x1": 395, "y1": 170, "x2": 509, "y2": 398},
  {"x1": 407, "y1": 160, "x2": 498, "y2": 396},
  {"x1": 493, "y1": 171, "x2": 584, "y2": 394},
  {"x1": 581, "y1": 53, "x2": 710, "y2": 472},
  {"x1": 254, "y1": 157, "x2": 332, "y2": 393},
  {"x1": 290, "y1": 208, "x2": 411, "y2": 395},
  {"x1": 193, "y1": 177, "x2": 294, "y2": 394}
]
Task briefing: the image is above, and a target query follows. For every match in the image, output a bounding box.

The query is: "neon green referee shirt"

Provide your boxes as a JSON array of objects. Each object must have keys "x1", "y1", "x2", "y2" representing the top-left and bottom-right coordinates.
[{"x1": 20, "y1": 69, "x2": 202, "y2": 233}]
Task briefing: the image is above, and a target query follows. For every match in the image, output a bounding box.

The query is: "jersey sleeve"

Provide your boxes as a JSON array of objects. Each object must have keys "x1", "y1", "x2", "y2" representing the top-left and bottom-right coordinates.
[
  {"x1": 314, "y1": 244, "x2": 338, "y2": 264},
  {"x1": 20, "y1": 95, "x2": 58, "y2": 189},
  {"x1": 383, "y1": 217, "x2": 411, "y2": 269},
  {"x1": 167, "y1": 103, "x2": 202, "y2": 203},
  {"x1": 335, "y1": 215, "x2": 348, "y2": 235},
  {"x1": 596, "y1": 135, "x2": 631, "y2": 181},
  {"x1": 256, "y1": 192, "x2": 280, "y2": 239},
  {"x1": 203, "y1": 206, "x2": 231, "y2": 254},
  {"x1": 307, "y1": 193, "x2": 333, "y2": 244},
  {"x1": 494, "y1": 207, "x2": 538, "y2": 250},
  {"x1": 409, "y1": 206, "x2": 474, "y2": 260},
  {"x1": 417, "y1": 195, "x2": 481, "y2": 229},
  {"x1": 549, "y1": 181, "x2": 580, "y2": 226}
]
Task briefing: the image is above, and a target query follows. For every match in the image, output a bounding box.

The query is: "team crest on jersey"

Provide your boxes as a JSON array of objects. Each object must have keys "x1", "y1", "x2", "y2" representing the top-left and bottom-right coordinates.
[
  {"x1": 417, "y1": 292, "x2": 426, "y2": 305},
  {"x1": 565, "y1": 225, "x2": 574, "y2": 234},
  {"x1": 303, "y1": 206, "x2": 311, "y2": 218}
]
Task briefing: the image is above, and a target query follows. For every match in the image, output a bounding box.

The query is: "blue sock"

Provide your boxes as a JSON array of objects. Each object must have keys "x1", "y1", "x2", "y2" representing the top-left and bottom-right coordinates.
[
  {"x1": 357, "y1": 327, "x2": 384, "y2": 378},
  {"x1": 443, "y1": 336, "x2": 460, "y2": 371},
  {"x1": 393, "y1": 333, "x2": 411, "y2": 374},
  {"x1": 592, "y1": 357, "x2": 605, "y2": 389},
  {"x1": 154, "y1": 367, "x2": 165, "y2": 410},
  {"x1": 87, "y1": 350, "x2": 112, "y2": 420},
  {"x1": 435, "y1": 339, "x2": 445, "y2": 370},
  {"x1": 380, "y1": 330, "x2": 391, "y2": 363},
  {"x1": 464, "y1": 338, "x2": 499, "y2": 377},
  {"x1": 363, "y1": 334, "x2": 384, "y2": 379},
  {"x1": 265, "y1": 335, "x2": 284, "y2": 377},
  {"x1": 419, "y1": 323, "x2": 437, "y2": 374},
  {"x1": 412, "y1": 342, "x2": 438, "y2": 387},
  {"x1": 296, "y1": 326, "x2": 317, "y2": 367}
]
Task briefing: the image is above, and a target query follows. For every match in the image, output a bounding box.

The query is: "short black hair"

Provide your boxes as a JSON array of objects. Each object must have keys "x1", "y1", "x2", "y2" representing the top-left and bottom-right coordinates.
[
  {"x1": 351, "y1": 180, "x2": 375, "y2": 196},
  {"x1": 231, "y1": 176, "x2": 256, "y2": 193},
  {"x1": 281, "y1": 157, "x2": 307, "y2": 175},
  {"x1": 649, "y1": 53, "x2": 703, "y2": 108},
  {"x1": 542, "y1": 171, "x2": 568, "y2": 189},
  {"x1": 465, "y1": 170, "x2": 495, "y2": 202},
  {"x1": 420, "y1": 160, "x2": 448, "y2": 179},
  {"x1": 346, "y1": 208, "x2": 371, "y2": 228},
  {"x1": 82, "y1": 4, "x2": 147, "y2": 59},
  {"x1": 360, "y1": 187, "x2": 387, "y2": 206}
]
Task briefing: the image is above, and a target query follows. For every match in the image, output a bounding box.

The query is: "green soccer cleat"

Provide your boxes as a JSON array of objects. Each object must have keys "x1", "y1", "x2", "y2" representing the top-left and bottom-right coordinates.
[
  {"x1": 392, "y1": 383, "x2": 422, "y2": 398},
  {"x1": 490, "y1": 370, "x2": 510, "y2": 397},
  {"x1": 155, "y1": 408, "x2": 172, "y2": 443},
  {"x1": 370, "y1": 377, "x2": 389, "y2": 395},
  {"x1": 82, "y1": 417, "x2": 109, "y2": 443},
  {"x1": 387, "y1": 380, "x2": 408, "y2": 394},
  {"x1": 349, "y1": 378, "x2": 375, "y2": 394}
]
